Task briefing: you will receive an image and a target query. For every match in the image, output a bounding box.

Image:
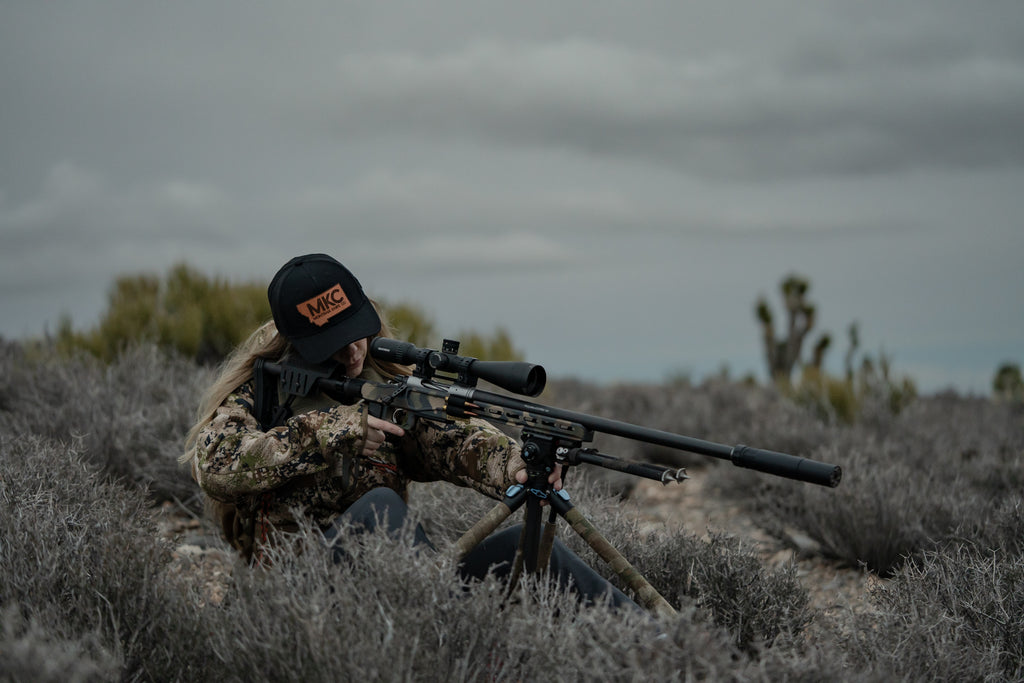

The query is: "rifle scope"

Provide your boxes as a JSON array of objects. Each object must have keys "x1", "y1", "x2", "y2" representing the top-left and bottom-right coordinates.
[{"x1": 369, "y1": 337, "x2": 547, "y2": 397}]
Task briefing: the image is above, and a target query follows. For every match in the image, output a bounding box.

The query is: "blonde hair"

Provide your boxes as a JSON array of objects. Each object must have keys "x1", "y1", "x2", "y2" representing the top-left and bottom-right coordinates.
[{"x1": 181, "y1": 299, "x2": 408, "y2": 462}]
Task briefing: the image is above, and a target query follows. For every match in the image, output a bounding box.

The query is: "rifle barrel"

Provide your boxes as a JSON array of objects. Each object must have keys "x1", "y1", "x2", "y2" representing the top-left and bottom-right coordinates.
[{"x1": 471, "y1": 388, "x2": 842, "y2": 488}]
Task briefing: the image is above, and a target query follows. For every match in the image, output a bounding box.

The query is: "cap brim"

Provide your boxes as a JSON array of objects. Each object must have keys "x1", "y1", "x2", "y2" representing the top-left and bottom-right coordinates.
[{"x1": 290, "y1": 303, "x2": 381, "y2": 365}]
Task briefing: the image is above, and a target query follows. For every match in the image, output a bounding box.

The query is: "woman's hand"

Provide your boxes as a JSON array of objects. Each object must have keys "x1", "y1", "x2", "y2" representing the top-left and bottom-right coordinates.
[
  {"x1": 515, "y1": 462, "x2": 563, "y2": 491},
  {"x1": 363, "y1": 416, "x2": 405, "y2": 456}
]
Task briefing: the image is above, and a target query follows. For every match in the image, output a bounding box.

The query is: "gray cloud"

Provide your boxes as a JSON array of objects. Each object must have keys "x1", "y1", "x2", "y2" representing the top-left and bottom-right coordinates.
[
  {"x1": 321, "y1": 37, "x2": 1024, "y2": 179},
  {"x1": 1, "y1": 163, "x2": 237, "y2": 252},
  {"x1": 1, "y1": 0, "x2": 1022, "y2": 392}
]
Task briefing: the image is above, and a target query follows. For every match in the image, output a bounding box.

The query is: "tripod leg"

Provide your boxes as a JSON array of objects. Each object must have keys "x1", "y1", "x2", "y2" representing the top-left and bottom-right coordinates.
[
  {"x1": 454, "y1": 484, "x2": 528, "y2": 560},
  {"x1": 521, "y1": 494, "x2": 544, "y2": 573},
  {"x1": 454, "y1": 499, "x2": 515, "y2": 559},
  {"x1": 550, "y1": 495, "x2": 677, "y2": 618},
  {"x1": 513, "y1": 503, "x2": 558, "y2": 591},
  {"x1": 537, "y1": 509, "x2": 557, "y2": 570},
  {"x1": 507, "y1": 523, "x2": 528, "y2": 592}
]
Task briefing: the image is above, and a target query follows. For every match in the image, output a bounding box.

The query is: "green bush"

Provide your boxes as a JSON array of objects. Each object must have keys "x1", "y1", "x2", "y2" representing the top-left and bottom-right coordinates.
[
  {"x1": 380, "y1": 300, "x2": 438, "y2": 348},
  {"x1": 56, "y1": 263, "x2": 270, "y2": 364},
  {"x1": 53, "y1": 264, "x2": 525, "y2": 364},
  {"x1": 790, "y1": 354, "x2": 917, "y2": 426},
  {"x1": 993, "y1": 361, "x2": 1024, "y2": 402}
]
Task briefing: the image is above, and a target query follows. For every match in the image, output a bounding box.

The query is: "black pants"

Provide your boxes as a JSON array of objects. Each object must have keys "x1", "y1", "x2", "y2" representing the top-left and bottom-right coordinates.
[{"x1": 323, "y1": 487, "x2": 640, "y2": 612}]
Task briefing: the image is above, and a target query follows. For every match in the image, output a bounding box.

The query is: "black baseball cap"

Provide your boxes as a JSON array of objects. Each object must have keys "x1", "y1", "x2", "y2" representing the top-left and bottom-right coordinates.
[{"x1": 268, "y1": 253, "x2": 381, "y2": 364}]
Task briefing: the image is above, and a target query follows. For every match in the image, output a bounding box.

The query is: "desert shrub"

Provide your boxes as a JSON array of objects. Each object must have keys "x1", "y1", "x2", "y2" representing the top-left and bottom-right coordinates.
[
  {"x1": 0, "y1": 435, "x2": 207, "y2": 680},
  {"x1": 893, "y1": 392, "x2": 1024, "y2": 473},
  {"x1": 0, "y1": 336, "x2": 832, "y2": 678},
  {"x1": 0, "y1": 605, "x2": 119, "y2": 683},
  {"x1": 381, "y1": 300, "x2": 439, "y2": 348},
  {"x1": 791, "y1": 367, "x2": 862, "y2": 424},
  {"x1": 196, "y1": 512, "x2": 829, "y2": 682},
  {"x1": 955, "y1": 497, "x2": 1024, "y2": 556},
  {"x1": 748, "y1": 440, "x2": 939, "y2": 576},
  {"x1": 55, "y1": 263, "x2": 271, "y2": 364},
  {"x1": 51, "y1": 263, "x2": 526, "y2": 365},
  {"x1": 0, "y1": 433, "x2": 851, "y2": 682},
  {"x1": 742, "y1": 392, "x2": 1024, "y2": 577},
  {"x1": 790, "y1": 355, "x2": 917, "y2": 426},
  {"x1": 993, "y1": 361, "x2": 1023, "y2": 402},
  {"x1": 846, "y1": 543, "x2": 1024, "y2": 680},
  {"x1": 618, "y1": 527, "x2": 811, "y2": 653},
  {"x1": 0, "y1": 340, "x2": 207, "y2": 505},
  {"x1": 5, "y1": 336, "x2": 1024, "y2": 679}
]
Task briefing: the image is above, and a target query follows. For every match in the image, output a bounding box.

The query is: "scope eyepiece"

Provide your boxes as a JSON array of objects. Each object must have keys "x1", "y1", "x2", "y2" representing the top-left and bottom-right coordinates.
[{"x1": 369, "y1": 338, "x2": 425, "y2": 365}]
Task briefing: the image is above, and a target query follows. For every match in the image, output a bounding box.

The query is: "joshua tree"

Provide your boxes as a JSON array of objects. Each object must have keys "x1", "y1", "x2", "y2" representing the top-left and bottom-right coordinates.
[
  {"x1": 844, "y1": 322, "x2": 860, "y2": 381},
  {"x1": 755, "y1": 274, "x2": 830, "y2": 384}
]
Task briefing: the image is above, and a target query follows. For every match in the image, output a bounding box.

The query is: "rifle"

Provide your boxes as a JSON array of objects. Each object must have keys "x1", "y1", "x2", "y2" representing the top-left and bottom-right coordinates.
[{"x1": 256, "y1": 338, "x2": 841, "y2": 617}]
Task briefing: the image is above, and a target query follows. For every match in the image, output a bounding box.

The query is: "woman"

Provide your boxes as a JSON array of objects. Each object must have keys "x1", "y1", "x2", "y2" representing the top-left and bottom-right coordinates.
[{"x1": 182, "y1": 253, "x2": 636, "y2": 609}]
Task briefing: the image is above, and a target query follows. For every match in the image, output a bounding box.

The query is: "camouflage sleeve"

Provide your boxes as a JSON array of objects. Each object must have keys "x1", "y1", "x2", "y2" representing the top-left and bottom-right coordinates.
[
  {"x1": 401, "y1": 417, "x2": 525, "y2": 499},
  {"x1": 191, "y1": 382, "x2": 367, "y2": 503}
]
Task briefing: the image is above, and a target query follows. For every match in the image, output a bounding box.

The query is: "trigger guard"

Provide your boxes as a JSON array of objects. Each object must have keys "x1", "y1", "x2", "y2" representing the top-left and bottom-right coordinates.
[{"x1": 392, "y1": 408, "x2": 416, "y2": 430}]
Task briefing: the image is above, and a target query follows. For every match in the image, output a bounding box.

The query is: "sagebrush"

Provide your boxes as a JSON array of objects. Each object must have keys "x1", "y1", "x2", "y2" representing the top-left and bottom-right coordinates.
[{"x1": 2, "y1": 340, "x2": 1022, "y2": 680}]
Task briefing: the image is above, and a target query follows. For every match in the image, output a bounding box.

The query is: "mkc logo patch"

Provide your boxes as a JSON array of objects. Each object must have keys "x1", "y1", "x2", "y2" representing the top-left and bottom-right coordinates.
[{"x1": 298, "y1": 283, "x2": 352, "y2": 327}]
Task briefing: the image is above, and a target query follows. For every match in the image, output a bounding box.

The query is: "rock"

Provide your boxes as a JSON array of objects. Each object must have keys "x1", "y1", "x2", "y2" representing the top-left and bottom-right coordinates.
[{"x1": 782, "y1": 527, "x2": 823, "y2": 556}]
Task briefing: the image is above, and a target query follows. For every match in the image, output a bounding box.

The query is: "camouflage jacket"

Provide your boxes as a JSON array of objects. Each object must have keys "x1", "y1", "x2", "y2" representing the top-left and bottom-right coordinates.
[{"x1": 190, "y1": 370, "x2": 522, "y2": 560}]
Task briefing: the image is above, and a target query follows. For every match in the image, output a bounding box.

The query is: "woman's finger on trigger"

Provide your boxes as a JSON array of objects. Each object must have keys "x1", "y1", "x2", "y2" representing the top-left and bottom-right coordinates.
[{"x1": 368, "y1": 415, "x2": 405, "y2": 438}]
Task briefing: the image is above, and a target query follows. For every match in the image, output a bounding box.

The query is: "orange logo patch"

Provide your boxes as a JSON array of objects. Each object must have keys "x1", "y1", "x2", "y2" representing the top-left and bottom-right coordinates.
[{"x1": 297, "y1": 283, "x2": 352, "y2": 327}]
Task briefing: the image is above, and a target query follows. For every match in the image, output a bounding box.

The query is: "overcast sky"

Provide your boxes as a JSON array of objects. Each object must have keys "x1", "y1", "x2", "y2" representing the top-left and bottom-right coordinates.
[{"x1": 2, "y1": 1, "x2": 1021, "y2": 393}]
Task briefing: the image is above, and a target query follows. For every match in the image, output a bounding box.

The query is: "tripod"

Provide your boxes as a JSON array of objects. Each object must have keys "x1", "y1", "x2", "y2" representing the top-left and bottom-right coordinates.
[{"x1": 453, "y1": 429, "x2": 684, "y2": 618}]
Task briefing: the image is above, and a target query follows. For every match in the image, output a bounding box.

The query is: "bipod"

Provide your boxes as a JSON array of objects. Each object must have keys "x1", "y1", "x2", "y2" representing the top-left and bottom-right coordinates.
[{"x1": 454, "y1": 430, "x2": 683, "y2": 619}]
